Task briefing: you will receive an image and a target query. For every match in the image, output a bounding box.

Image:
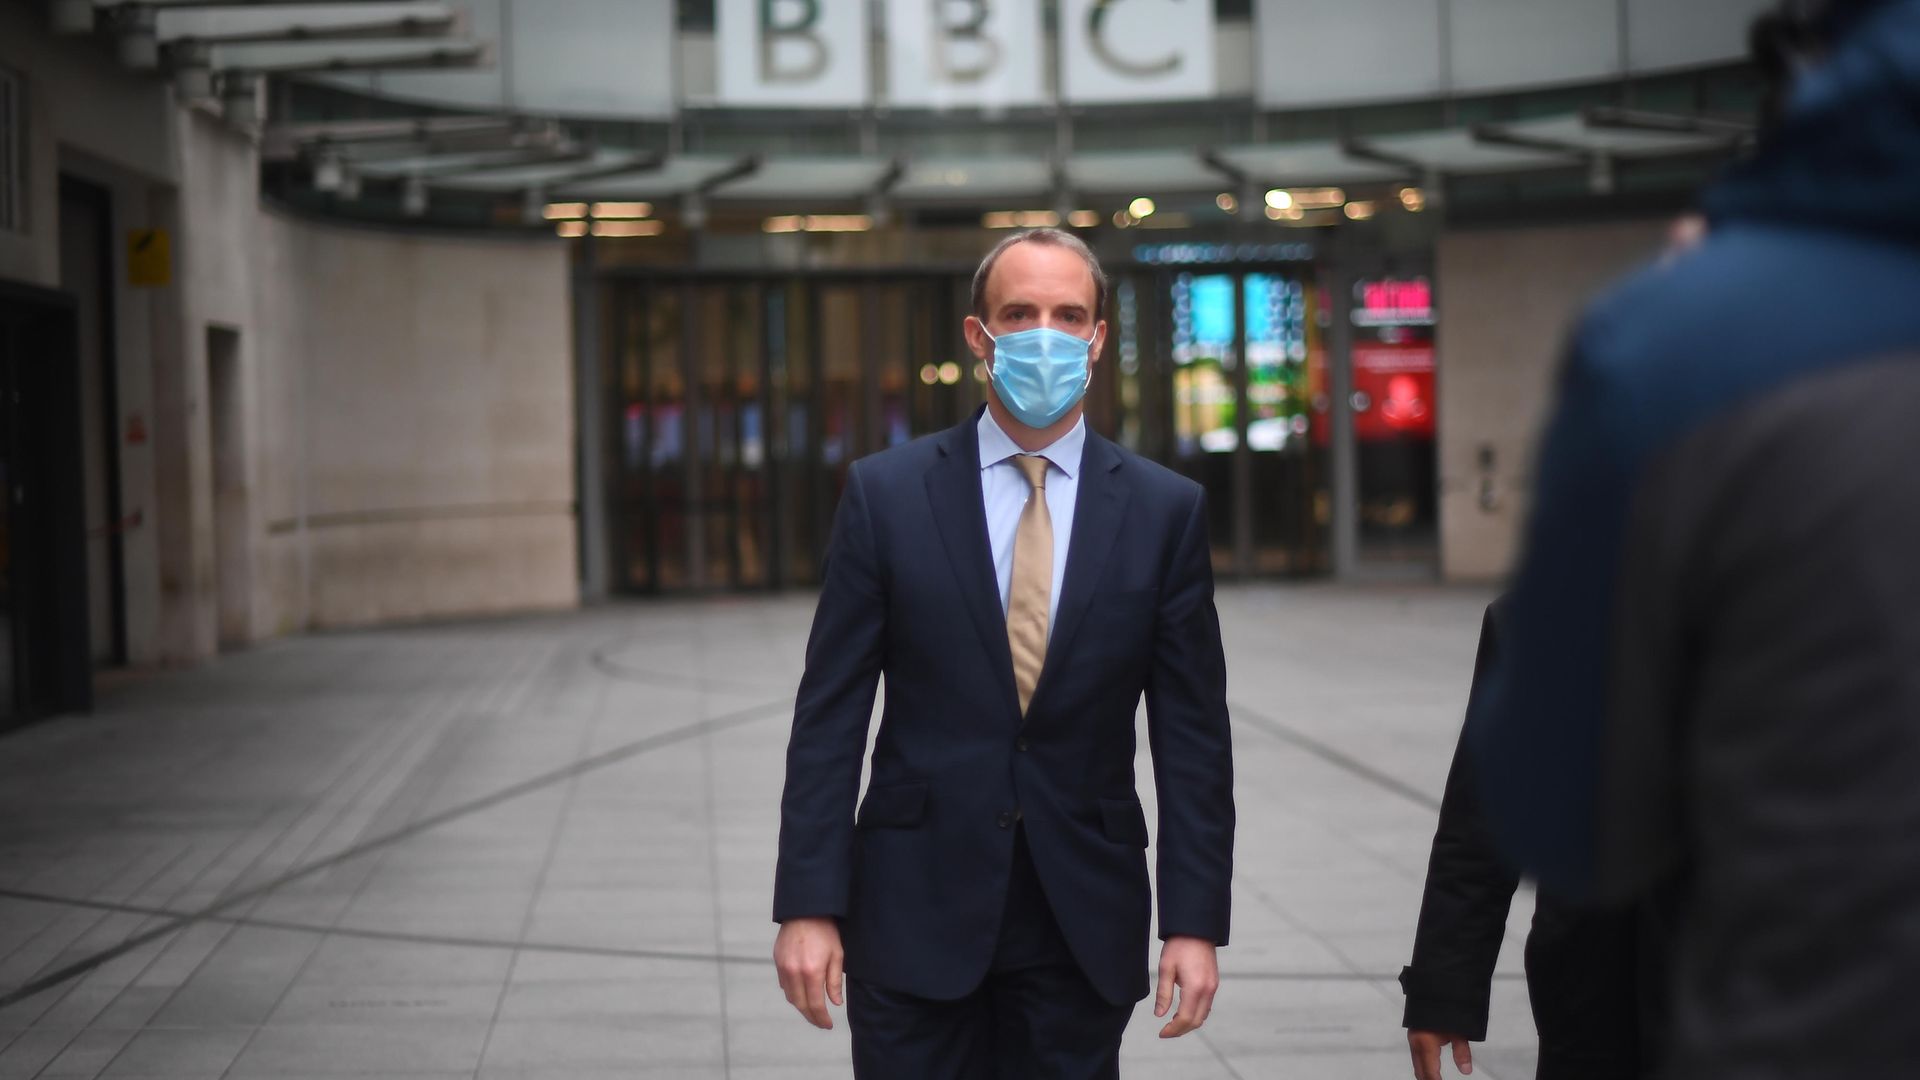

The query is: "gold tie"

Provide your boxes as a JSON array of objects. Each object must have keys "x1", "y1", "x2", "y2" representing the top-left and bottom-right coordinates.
[{"x1": 1008, "y1": 455, "x2": 1053, "y2": 715}]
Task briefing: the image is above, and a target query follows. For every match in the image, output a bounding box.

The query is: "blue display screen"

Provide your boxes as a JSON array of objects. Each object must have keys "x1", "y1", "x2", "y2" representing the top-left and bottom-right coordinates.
[{"x1": 1189, "y1": 275, "x2": 1235, "y2": 346}]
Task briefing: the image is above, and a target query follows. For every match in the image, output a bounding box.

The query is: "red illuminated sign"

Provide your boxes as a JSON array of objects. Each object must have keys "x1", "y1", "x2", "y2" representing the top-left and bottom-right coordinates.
[
  {"x1": 1352, "y1": 278, "x2": 1435, "y2": 327},
  {"x1": 1351, "y1": 343, "x2": 1436, "y2": 440}
]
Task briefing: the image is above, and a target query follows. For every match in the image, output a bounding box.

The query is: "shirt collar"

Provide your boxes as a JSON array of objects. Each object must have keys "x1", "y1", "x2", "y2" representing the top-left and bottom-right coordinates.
[{"x1": 977, "y1": 409, "x2": 1085, "y2": 480}]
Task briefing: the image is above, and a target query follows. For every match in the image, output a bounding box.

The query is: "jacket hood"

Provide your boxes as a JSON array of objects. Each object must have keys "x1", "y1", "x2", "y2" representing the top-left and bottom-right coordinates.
[{"x1": 1707, "y1": 0, "x2": 1920, "y2": 244}]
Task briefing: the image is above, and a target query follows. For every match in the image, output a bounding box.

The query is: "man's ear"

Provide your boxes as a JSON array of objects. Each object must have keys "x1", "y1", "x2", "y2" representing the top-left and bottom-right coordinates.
[
  {"x1": 1090, "y1": 320, "x2": 1109, "y2": 364},
  {"x1": 964, "y1": 315, "x2": 992, "y2": 362}
]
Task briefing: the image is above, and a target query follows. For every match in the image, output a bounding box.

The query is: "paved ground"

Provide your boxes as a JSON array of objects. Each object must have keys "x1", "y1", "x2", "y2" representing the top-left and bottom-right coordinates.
[{"x1": 0, "y1": 584, "x2": 1538, "y2": 1079}]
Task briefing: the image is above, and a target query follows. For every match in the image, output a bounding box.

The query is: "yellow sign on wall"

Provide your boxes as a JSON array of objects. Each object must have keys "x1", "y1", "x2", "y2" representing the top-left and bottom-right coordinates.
[{"x1": 128, "y1": 229, "x2": 171, "y2": 287}]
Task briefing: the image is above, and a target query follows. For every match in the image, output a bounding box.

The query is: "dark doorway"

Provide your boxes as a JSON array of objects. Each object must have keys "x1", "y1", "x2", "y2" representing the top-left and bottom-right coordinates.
[
  {"x1": 208, "y1": 325, "x2": 250, "y2": 648},
  {"x1": 58, "y1": 176, "x2": 128, "y2": 665},
  {"x1": 0, "y1": 280, "x2": 93, "y2": 729}
]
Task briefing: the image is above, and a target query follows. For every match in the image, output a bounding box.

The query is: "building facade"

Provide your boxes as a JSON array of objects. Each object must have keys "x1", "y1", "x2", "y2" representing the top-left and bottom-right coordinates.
[{"x1": 0, "y1": 0, "x2": 1772, "y2": 724}]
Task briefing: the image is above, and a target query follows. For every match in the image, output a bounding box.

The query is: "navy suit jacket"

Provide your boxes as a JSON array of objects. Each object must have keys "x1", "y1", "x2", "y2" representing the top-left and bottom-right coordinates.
[{"x1": 773, "y1": 408, "x2": 1235, "y2": 1006}]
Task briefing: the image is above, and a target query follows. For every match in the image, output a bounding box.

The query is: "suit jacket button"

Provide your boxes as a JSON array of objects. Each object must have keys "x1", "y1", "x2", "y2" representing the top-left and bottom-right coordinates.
[{"x1": 997, "y1": 811, "x2": 1013, "y2": 829}]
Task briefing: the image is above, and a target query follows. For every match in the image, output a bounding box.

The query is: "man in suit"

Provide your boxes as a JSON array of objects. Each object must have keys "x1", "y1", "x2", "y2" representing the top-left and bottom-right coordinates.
[{"x1": 772, "y1": 227, "x2": 1236, "y2": 1079}]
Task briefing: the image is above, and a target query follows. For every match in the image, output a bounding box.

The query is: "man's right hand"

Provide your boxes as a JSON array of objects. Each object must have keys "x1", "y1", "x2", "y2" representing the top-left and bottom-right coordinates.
[
  {"x1": 774, "y1": 916, "x2": 845, "y2": 1030},
  {"x1": 1407, "y1": 1029, "x2": 1474, "y2": 1080}
]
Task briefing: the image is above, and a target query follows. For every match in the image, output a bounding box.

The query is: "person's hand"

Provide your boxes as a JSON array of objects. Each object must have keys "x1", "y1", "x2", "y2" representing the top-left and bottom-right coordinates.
[
  {"x1": 774, "y1": 916, "x2": 844, "y2": 1030},
  {"x1": 1407, "y1": 1029, "x2": 1474, "y2": 1079},
  {"x1": 1153, "y1": 935, "x2": 1219, "y2": 1038}
]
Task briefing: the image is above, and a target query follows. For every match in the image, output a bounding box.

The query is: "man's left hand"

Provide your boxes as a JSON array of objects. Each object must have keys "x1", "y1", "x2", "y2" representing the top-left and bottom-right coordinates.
[{"x1": 1154, "y1": 935, "x2": 1220, "y2": 1038}]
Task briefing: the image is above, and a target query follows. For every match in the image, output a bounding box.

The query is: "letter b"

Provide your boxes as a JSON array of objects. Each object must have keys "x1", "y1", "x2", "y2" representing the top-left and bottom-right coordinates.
[
  {"x1": 932, "y1": 0, "x2": 1002, "y2": 84},
  {"x1": 761, "y1": 0, "x2": 829, "y2": 83}
]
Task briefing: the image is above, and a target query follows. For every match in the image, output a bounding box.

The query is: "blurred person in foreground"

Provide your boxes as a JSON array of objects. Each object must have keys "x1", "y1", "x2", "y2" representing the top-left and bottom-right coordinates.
[
  {"x1": 1403, "y1": 599, "x2": 1664, "y2": 1080},
  {"x1": 773, "y1": 228, "x2": 1235, "y2": 1079},
  {"x1": 1466, "y1": 1, "x2": 1920, "y2": 1077}
]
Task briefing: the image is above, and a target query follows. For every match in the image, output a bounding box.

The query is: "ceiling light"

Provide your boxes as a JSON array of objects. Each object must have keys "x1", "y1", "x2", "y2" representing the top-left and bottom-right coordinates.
[
  {"x1": 938, "y1": 362, "x2": 961, "y2": 385},
  {"x1": 1588, "y1": 152, "x2": 1616, "y2": 196},
  {"x1": 1264, "y1": 189, "x2": 1293, "y2": 210},
  {"x1": 1398, "y1": 187, "x2": 1426, "y2": 213},
  {"x1": 222, "y1": 73, "x2": 262, "y2": 129},
  {"x1": 544, "y1": 202, "x2": 588, "y2": 220},
  {"x1": 1017, "y1": 210, "x2": 1061, "y2": 227},
  {"x1": 1343, "y1": 201, "x2": 1376, "y2": 221},
  {"x1": 1266, "y1": 205, "x2": 1304, "y2": 221},
  {"x1": 1068, "y1": 210, "x2": 1100, "y2": 228},
  {"x1": 764, "y1": 215, "x2": 804, "y2": 233},
  {"x1": 313, "y1": 153, "x2": 344, "y2": 193},
  {"x1": 591, "y1": 201, "x2": 652, "y2": 219},
  {"x1": 403, "y1": 175, "x2": 428, "y2": 217},
  {"x1": 1216, "y1": 193, "x2": 1238, "y2": 213},
  {"x1": 592, "y1": 220, "x2": 664, "y2": 238},
  {"x1": 803, "y1": 214, "x2": 871, "y2": 232},
  {"x1": 920, "y1": 364, "x2": 940, "y2": 386},
  {"x1": 1113, "y1": 210, "x2": 1133, "y2": 228},
  {"x1": 556, "y1": 221, "x2": 588, "y2": 238},
  {"x1": 982, "y1": 211, "x2": 1019, "y2": 229},
  {"x1": 116, "y1": 7, "x2": 160, "y2": 70},
  {"x1": 173, "y1": 43, "x2": 214, "y2": 103},
  {"x1": 1291, "y1": 187, "x2": 1346, "y2": 210},
  {"x1": 1127, "y1": 197, "x2": 1156, "y2": 218}
]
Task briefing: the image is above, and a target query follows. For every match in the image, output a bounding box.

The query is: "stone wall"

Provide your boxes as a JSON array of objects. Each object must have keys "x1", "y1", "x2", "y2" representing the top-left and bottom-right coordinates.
[{"x1": 1436, "y1": 218, "x2": 1671, "y2": 582}]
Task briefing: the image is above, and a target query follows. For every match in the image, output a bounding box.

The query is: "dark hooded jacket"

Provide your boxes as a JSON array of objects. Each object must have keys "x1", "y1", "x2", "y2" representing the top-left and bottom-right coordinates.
[{"x1": 1468, "y1": 2, "x2": 1920, "y2": 1077}]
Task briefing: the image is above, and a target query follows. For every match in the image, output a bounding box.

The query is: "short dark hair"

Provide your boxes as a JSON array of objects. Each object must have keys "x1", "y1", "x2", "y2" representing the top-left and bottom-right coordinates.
[{"x1": 971, "y1": 228, "x2": 1109, "y2": 323}]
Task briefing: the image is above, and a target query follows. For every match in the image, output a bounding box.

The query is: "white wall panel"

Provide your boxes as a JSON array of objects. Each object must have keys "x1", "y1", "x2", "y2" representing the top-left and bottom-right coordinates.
[
  {"x1": 1449, "y1": 0, "x2": 1621, "y2": 93},
  {"x1": 508, "y1": 0, "x2": 675, "y2": 117},
  {"x1": 329, "y1": 0, "x2": 673, "y2": 117},
  {"x1": 1627, "y1": 0, "x2": 1774, "y2": 72},
  {"x1": 1255, "y1": 0, "x2": 1443, "y2": 107}
]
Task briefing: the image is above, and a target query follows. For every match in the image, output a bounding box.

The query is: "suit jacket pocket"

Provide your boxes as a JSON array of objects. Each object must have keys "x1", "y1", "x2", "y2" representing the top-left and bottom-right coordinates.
[
  {"x1": 1099, "y1": 797, "x2": 1150, "y2": 847},
  {"x1": 857, "y1": 782, "x2": 929, "y2": 829}
]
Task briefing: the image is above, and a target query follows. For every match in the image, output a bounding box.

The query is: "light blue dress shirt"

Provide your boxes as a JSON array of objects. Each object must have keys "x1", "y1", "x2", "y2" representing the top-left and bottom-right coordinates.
[{"x1": 978, "y1": 409, "x2": 1084, "y2": 638}]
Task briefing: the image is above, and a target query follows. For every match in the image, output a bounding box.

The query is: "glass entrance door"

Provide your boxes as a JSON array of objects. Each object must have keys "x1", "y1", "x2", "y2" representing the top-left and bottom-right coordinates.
[
  {"x1": 604, "y1": 274, "x2": 966, "y2": 593},
  {"x1": 1116, "y1": 265, "x2": 1329, "y2": 577},
  {"x1": 597, "y1": 264, "x2": 1333, "y2": 593}
]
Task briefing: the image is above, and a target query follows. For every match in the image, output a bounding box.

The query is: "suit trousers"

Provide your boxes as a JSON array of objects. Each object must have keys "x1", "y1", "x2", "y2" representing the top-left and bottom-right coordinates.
[{"x1": 848, "y1": 829, "x2": 1134, "y2": 1080}]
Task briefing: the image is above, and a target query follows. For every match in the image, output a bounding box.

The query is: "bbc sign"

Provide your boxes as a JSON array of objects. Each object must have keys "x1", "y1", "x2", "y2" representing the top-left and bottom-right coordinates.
[{"x1": 717, "y1": 0, "x2": 1215, "y2": 108}]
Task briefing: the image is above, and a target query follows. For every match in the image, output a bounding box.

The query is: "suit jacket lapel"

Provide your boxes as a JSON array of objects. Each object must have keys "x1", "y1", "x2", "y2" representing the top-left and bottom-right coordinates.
[
  {"x1": 1028, "y1": 429, "x2": 1129, "y2": 716},
  {"x1": 925, "y1": 411, "x2": 1022, "y2": 719}
]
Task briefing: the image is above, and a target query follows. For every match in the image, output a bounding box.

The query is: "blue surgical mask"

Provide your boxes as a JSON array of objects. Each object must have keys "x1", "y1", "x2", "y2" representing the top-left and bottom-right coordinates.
[{"x1": 984, "y1": 325, "x2": 1094, "y2": 429}]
